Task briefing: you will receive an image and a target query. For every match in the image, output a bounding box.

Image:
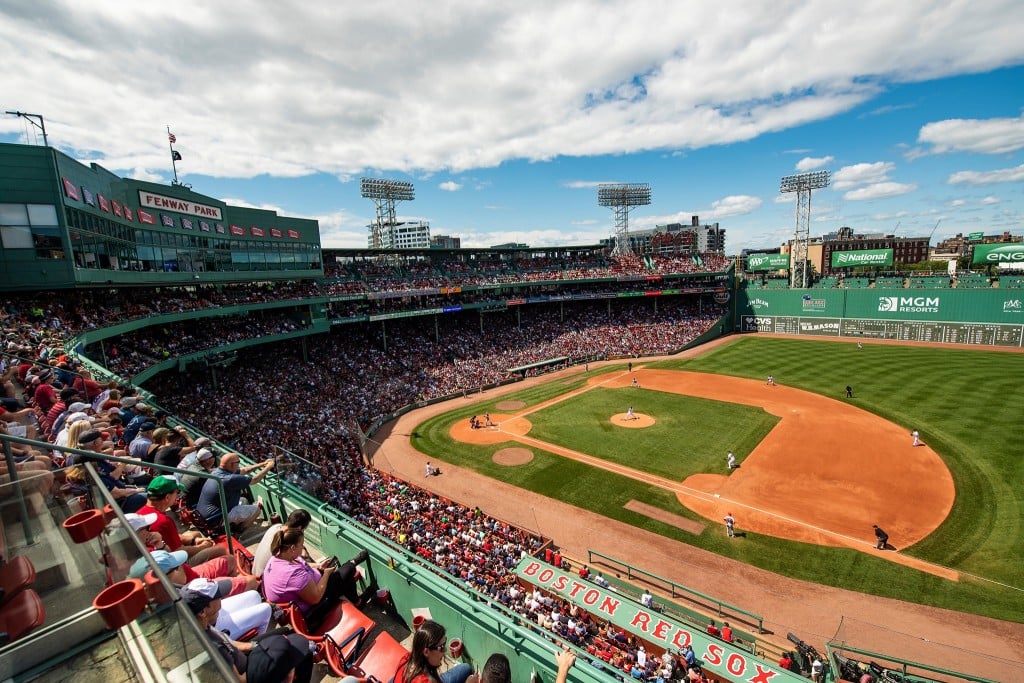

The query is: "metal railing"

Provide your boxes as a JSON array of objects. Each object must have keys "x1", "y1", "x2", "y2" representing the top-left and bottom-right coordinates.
[{"x1": 587, "y1": 548, "x2": 764, "y2": 634}]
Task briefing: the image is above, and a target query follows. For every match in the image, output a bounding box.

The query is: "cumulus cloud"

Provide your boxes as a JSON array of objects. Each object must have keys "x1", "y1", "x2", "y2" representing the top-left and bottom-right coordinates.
[
  {"x1": 708, "y1": 195, "x2": 762, "y2": 217},
  {"x1": 832, "y1": 162, "x2": 895, "y2": 190},
  {"x1": 4, "y1": 2, "x2": 1024, "y2": 180},
  {"x1": 948, "y1": 164, "x2": 1024, "y2": 185},
  {"x1": 439, "y1": 181, "x2": 462, "y2": 191},
  {"x1": 981, "y1": 196, "x2": 1001, "y2": 204},
  {"x1": 843, "y1": 182, "x2": 918, "y2": 200},
  {"x1": 796, "y1": 155, "x2": 834, "y2": 172},
  {"x1": 918, "y1": 114, "x2": 1024, "y2": 154}
]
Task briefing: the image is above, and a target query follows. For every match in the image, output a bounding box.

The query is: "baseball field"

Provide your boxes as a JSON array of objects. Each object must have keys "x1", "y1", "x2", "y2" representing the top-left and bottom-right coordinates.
[{"x1": 410, "y1": 336, "x2": 1023, "y2": 623}]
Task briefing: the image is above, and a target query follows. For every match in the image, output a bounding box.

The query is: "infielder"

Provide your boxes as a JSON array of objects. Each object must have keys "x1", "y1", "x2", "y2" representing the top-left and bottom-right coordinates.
[{"x1": 726, "y1": 451, "x2": 736, "y2": 469}]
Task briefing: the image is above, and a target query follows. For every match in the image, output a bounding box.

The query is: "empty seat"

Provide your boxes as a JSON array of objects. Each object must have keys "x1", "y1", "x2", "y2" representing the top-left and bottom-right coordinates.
[
  {"x1": 0, "y1": 589, "x2": 44, "y2": 644},
  {"x1": 0, "y1": 556, "x2": 36, "y2": 606},
  {"x1": 330, "y1": 630, "x2": 408, "y2": 681}
]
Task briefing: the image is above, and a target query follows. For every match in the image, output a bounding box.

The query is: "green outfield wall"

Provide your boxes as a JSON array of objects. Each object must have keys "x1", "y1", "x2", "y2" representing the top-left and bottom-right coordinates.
[{"x1": 737, "y1": 289, "x2": 1024, "y2": 346}]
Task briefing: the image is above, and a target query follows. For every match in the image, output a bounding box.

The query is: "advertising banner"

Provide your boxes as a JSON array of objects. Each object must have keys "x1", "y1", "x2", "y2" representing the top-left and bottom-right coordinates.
[
  {"x1": 515, "y1": 558, "x2": 803, "y2": 683},
  {"x1": 746, "y1": 253, "x2": 790, "y2": 271},
  {"x1": 972, "y1": 243, "x2": 1024, "y2": 265},
  {"x1": 831, "y1": 248, "x2": 893, "y2": 268},
  {"x1": 968, "y1": 232, "x2": 984, "y2": 241}
]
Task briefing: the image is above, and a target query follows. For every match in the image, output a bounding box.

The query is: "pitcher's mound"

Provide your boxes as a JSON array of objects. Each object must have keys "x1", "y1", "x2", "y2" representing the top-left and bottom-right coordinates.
[
  {"x1": 496, "y1": 400, "x2": 527, "y2": 411},
  {"x1": 493, "y1": 448, "x2": 534, "y2": 466},
  {"x1": 612, "y1": 413, "x2": 655, "y2": 428}
]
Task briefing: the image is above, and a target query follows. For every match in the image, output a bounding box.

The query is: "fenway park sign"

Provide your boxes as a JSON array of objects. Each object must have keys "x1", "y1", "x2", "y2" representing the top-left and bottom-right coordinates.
[
  {"x1": 515, "y1": 559, "x2": 803, "y2": 683},
  {"x1": 138, "y1": 190, "x2": 224, "y2": 221}
]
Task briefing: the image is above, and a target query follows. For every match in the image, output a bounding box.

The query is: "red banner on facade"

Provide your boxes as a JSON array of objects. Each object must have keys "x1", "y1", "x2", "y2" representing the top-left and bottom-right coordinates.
[
  {"x1": 138, "y1": 210, "x2": 155, "y2": 224},
  {"x1": 270, "y1": 228, "x2": 283, "y2": 238},
  {"x1": 111, "y1": 200, "x2": 123, "y2": 217},
  {"x1": 250, "y1": 226, "x2": 265, "y2": 237},
  {"x1": 229, "y1": 225, "x2": 245, "y2": 235},
  {"x1": 62, "y1": 178, "x2": 80, "y2": 200},
  {"x1": 287, "y1": 229, "x2": 300, "y2": 239},
  {"x1": 98, "y1": 195, "x2": 111, "y2": 212}
]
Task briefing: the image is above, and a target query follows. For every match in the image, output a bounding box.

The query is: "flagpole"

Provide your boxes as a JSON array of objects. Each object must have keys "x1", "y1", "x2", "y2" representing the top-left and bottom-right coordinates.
[{"x1": 167, "y1": 125, "x2": 179, "y2": 185}]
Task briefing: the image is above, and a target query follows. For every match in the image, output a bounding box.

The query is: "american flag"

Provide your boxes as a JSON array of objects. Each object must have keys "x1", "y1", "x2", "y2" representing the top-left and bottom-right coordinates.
[{"x1": 168, "y1": 132, "x2": 177, "y2": 144}]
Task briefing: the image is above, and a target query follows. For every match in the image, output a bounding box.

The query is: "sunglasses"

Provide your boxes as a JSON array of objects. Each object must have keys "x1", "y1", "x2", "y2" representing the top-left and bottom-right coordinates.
[{"x1": 427, "y1": 641, "x2": 446, "y2": 652}]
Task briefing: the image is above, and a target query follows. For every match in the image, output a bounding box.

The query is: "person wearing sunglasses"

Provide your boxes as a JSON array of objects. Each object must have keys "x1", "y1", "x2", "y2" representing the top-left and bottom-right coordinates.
[{"x1": 401, "y1": 619, "x2": 477, "y2": 683}]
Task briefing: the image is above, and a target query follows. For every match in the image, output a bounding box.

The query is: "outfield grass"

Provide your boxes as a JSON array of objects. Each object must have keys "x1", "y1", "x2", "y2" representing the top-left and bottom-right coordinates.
[{"x1": 411, "y1": 337, "x2": 1024, "y2": 622}]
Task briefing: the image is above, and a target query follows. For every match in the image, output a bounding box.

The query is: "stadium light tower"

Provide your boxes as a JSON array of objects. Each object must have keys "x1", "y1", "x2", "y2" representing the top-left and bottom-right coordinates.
[
  {"x1": 598, "y1": 183, "x2": 651, "y2": 256},
  {"x1": 361, "y1": 178, "x2": 415, "y2": 250},
  {"x1": 780, "y1": 170, "x2": 830, "y2": 288}
]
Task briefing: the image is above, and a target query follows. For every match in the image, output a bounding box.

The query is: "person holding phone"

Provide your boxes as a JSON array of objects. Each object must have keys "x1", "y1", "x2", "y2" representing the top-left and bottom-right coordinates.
[{"x1": 262, "y1": 528, "x2": 368, "y2": 630}]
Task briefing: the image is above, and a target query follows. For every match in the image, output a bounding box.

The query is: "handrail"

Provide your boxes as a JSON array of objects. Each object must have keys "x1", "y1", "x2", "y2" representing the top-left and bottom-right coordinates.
[
  {"x1": 0, "y1": 433, "x2": 236, "y2": 553},
  {"x1": 826, "y1": 642, "x2": 999, "y2": 683},
  {"x1": 587, "y1": 548, "x2": 764, "y2": 634}
]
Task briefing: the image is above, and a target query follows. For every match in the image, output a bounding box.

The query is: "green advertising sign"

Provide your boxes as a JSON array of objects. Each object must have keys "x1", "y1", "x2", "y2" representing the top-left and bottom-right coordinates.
[
  {"x1": 831, "y1": 248, "x2": 893, "y2": 268},
  {"x1": 746, "y1": 253, "x2": 790, "y2": 271},
  {"x1": 968, "y1": 231, "x2": 984, "y2": 241},
  {"x1": 515, "y1": 558, "x2": 804, "y2": 682},
  {"x1": 973, "y1": 243, "x2": 1024, "y2": 265}
]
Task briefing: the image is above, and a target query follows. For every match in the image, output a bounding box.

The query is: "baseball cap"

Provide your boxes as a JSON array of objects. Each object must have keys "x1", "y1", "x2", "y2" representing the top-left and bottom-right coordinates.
[
  {"x1": 147, "y1": 476, "x2": 184, "y2": 496},
  {"x1": 139, "y1": 421, "x2": 157, "y2": 432},
  {"x1": 184, "y1": 577, "x2": 232, "y2": 600},
  {"x1": 245, "y1": 633, "x2": 313, "y2": 683},
  {"x1": 129, "y1": 549, "x2": 189, "y2": 578},
  {"x1": 120, "y1": 397, "x2": 138, "y2": 408},
  {"x1": 179, "y1": 587, "x2": 214, "y2": 615},
  {"x1": 67, "y1": 401, "x2": 91, "y2": 413},
  {"x1": 196, "y1": 447, "x2": 215, "y2": 462},
  {"x1": 77, "y1": 429, "x2": 103, "y2": 444},
  {"x1": 66, "y1": 412, "x2": 91, "y2": 425}
]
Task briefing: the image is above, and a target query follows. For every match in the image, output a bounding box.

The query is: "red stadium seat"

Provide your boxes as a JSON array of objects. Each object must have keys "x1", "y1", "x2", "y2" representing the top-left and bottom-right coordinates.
[
  {"x1": 0, "y1": 589, "x2": 44, "y2": 644},
  {"x1": 0, "y1": 556, "x2": 36, "y2": 606},
  {"x1": 330, "y1": 630, "x2": 408, "y2": 681}
]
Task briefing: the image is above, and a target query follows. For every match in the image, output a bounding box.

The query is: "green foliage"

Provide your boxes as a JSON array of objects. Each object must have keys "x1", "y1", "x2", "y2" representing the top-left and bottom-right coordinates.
[{"x1": 413, "y1": 346, "x2": 1024, "y2": 622}]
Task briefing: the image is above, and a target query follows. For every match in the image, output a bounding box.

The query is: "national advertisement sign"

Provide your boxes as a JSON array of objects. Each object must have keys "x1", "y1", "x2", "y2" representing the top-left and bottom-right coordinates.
[
  {"x1": 746, "y1": 253, "x2": 790, "y2": 271},
  {"x1": 831, "y1": 248, "x2": 893, "y2": 268},
  {"x1": 516, "y1": 558, "x2": 802, "y2": 683},
  {"x1": 973, "y1": 243, "x2": 1024, "y2": 265}
]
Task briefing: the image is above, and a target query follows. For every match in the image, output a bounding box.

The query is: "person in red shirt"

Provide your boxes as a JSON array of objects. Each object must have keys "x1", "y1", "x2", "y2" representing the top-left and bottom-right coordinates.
[
  {"x1": 137, "y1": 475, "x2": 227, "y2": 566},
  {"x1": 720, "y1": 621, "x2": 733, "y2": 642},
  {"x1": 779, "y1": 652, "x2": 794, "y2": 671},
  {"x1": 706, "y1": 619, "x2": 720, "y2": 637},
  {"x1": 32, "y1": 368, "x2": 58, "y2": 413}
]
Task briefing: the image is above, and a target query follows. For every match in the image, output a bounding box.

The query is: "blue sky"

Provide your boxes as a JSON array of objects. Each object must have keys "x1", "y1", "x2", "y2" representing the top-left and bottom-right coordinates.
[{"x1": 2, "y1": 1, "x2": 1023, "y2": 252}]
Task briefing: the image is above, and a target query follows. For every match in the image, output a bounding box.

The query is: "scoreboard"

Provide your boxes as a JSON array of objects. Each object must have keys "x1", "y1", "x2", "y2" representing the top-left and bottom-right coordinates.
[{"x1": 740, "y1": 315, "x2": 1022, "y2": 347}]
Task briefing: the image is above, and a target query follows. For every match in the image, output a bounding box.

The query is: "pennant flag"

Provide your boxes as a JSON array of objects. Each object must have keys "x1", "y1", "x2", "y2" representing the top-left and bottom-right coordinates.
[
  {"x1": 160, "y1": 214, "x2": 175, "y2": 227},
  {"x1": 199, "y1": 220, "x2": 211, "y2": 232},
  {"x1": 81, "y1": 187, "x2": 96, "y2": 207},
  {"x1": 168, "y1": 132, "x2": 177, "y2": 143},
  {"x1": 124, "y1": 206, "x2": 134, "y2": 221},
  {"x1": 181, "y1": 217, "x2": 194, "y2": 230},
  {"x1": 172, "y1": 150, "x2": 182, "y2": 161},
  {"x1": 111, "y1": 200, "x2": 123, "y2": 217},
  {"x1": 98, "y1": 195, "x2": 111, "y2": 212},
  {"x1": 138, "y1": 210, "x2": 155, "y2": 224}
]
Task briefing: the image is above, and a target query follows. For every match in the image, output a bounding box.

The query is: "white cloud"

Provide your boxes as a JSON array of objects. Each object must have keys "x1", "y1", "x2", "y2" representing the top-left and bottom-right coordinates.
[
  {"x1": 563, "y1": 180, "x2": 617, "y2": 189},
  {"x1": 4, "y1": 2, "x2": 1024, "y2": 180},
  {"x1": 708, "y1": 195, "x2": 763, "y2": 218},
  {"x1": 571, "y1": 219, "x2": 599, "y2": 225},
  {"x1": 948, "y1": 164, "x2": 1024, "y2": 185},
  {"x1": 843, "y1": 182, "x2": 918, "y2": 200},
  {"x1": 981, "y1": 196, "x2": 1001, "y2": 204},
  {"x1": 832, "y1": 162, "x2": 895, "y2": 190},
  {"x1": 439, "y1": 181, "x2": 462, "y2": 192},
  {"x1": 918, "y1": 114, "x2": 1024, "y2": 155},
  {"x1": 949, "y1": 199, "x2": 967, "y2": 207},
  {"x1": 796, "y1": 155, "x2": 834, "y2": 172},
  {"x1": 773, "y1": 194, "x2": 796, "y2": 204}
]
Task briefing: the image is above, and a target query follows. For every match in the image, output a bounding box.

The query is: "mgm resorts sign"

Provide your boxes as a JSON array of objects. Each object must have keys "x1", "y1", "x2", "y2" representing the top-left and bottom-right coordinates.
[
  {"x1": 879, "y1": 295, "x2": 940, "y2": 314},
  {"x1": 831, "y1": 248, "x2": 893, "y2": 268}
]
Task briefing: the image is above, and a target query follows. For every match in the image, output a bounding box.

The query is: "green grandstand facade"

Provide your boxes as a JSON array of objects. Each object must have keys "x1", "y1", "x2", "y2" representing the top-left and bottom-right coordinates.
[{"x1": 0, "y1": 142, "x2": 323, "y2": 290}]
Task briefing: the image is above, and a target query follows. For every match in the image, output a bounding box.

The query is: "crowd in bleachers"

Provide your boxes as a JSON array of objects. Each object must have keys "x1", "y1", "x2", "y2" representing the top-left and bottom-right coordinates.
[{"x1": 2, "y1": 275, "x2": 731, "y2": 680}]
